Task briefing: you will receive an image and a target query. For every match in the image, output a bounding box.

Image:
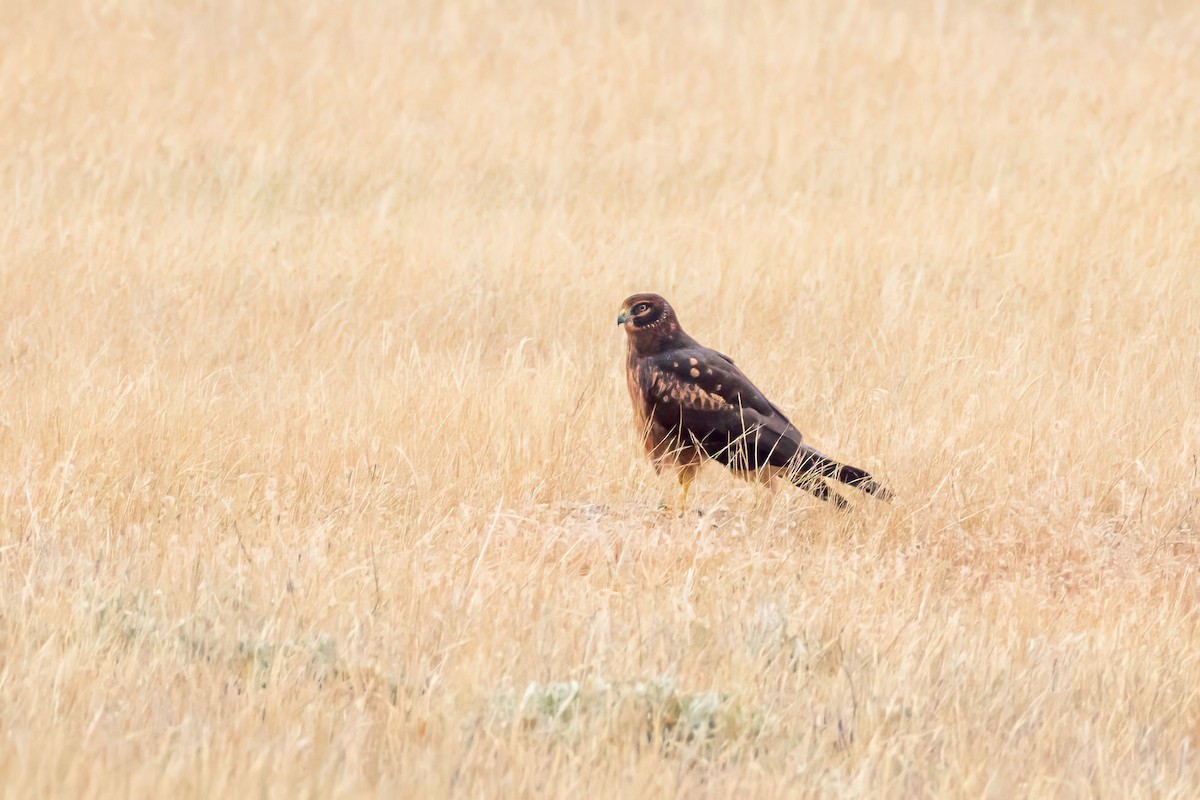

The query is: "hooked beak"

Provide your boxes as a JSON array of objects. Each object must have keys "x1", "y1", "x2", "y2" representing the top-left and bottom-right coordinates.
[{"x1": 616, "y1": 308, "x2": 630, "y2": 326}]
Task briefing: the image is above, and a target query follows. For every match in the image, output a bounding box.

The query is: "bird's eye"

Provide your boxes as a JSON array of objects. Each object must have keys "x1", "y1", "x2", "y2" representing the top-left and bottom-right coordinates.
[{"x1": 633, "y1": 303, "x2": 649, "y2": 314}]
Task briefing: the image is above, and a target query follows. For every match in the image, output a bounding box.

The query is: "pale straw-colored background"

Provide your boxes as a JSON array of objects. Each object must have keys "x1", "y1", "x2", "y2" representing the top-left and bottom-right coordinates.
[{"x1": 2, "y1": 0, "x2": 1199, "y2": 796}]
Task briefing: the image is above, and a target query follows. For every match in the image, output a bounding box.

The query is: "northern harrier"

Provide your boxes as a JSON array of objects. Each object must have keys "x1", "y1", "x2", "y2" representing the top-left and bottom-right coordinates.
[{"x1": 617, "y1": 293, "x2": 890, "y2": 509}]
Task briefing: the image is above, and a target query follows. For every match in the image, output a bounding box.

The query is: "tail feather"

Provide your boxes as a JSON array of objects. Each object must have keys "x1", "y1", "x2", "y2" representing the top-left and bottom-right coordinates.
[
  {"x1": 831, "y1": 462, "x2": 892, "y2": 501},
  {"x1": 792, "y1": 444, "x2": 892, "y2": 501},
  {"x1": 795, "y1": 475, "x2": 851, "y2": 509},
  {"x1": 707, "y1": 427, "x2": 891, "y2": 503}
]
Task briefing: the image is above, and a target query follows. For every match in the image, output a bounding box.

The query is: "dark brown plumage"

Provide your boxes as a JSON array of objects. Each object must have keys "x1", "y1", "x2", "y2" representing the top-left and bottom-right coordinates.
[{"x1": 617, "y1": 293, "x2": 890, "y2": 509}]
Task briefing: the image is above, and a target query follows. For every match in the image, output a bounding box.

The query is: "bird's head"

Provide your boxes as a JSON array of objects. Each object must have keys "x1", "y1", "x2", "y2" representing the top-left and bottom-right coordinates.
[{"x1": 617, "y1": 293, "x2": 686, "y2": 353}]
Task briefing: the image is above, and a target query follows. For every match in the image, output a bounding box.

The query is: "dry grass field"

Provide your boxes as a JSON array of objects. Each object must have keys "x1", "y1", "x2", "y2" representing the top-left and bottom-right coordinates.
[{"x1": 2, "y1": 0, "x2": 1200, "y2": 796}]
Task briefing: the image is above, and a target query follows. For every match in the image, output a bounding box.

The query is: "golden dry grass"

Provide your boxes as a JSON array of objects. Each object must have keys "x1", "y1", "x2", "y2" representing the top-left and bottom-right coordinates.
[{"x1": 2, "y1": 0, "x2": 1200, "y2": 796}]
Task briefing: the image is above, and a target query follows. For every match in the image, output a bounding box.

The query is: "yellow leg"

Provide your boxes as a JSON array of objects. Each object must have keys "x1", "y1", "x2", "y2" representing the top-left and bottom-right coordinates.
[{"x1": 678, "y1": 468, "x2": 696, "y2": 512}]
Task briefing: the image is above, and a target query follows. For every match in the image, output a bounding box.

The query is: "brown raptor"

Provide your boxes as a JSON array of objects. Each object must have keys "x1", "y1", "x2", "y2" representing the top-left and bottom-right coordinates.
[{"x1": 617, "y1": 292, "x2": 890, "y2": 509}]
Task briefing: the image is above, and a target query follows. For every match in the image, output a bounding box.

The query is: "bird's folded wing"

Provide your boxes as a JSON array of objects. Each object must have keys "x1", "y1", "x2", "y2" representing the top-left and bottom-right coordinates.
[{"x1": 640, "y1": 348, "x2": 804, "y2": 444}]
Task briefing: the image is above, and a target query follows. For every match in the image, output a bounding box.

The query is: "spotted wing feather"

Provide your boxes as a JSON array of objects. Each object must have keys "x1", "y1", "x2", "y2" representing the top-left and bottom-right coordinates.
[
  {"x1": 638, "y1": 348, "x2": 805, "y2": 469},
  {"x1": 638, "y1": 347, "x2": 890, "y2": 498}
]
